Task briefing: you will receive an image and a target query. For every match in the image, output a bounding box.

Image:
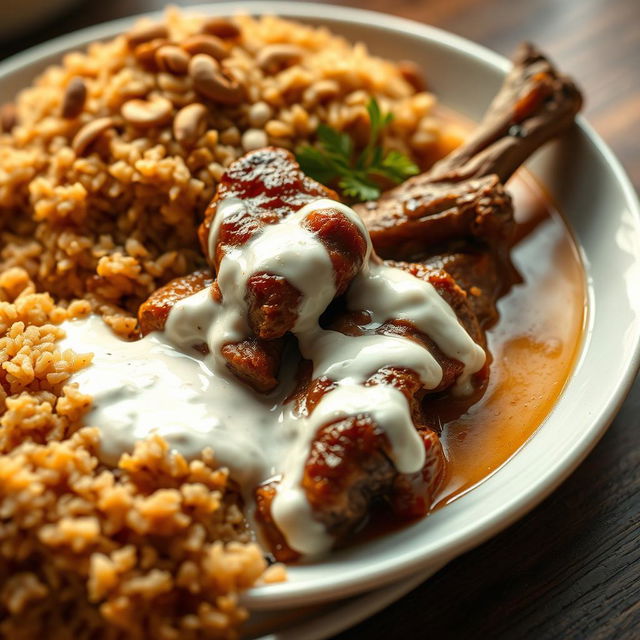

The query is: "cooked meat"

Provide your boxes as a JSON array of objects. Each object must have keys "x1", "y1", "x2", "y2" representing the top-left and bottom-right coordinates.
[
  {"x1": 256, "y1": 416, "x2": 444, "y2": 562},
  {"x1": 220, "y1": 337, "x2": 285, "y2": 393},
  {"x1": 245, "y1": 205, "x2": 368, "y2": 340},
  {"x1": 255, "y1": 45, "x2": 582, "y2": 555},
  {"x1": 138, "y1": 271, "x2": 285, "y2": 392},
  {"x1": 303, "y1": 414, "x2": 401, "y2": 536},
  {"x1": 416, "y1": 251, "x2": 510, "y2": 328},
  {"x1": 429, "y1": 42, "x2": 584, "y2": 184},
  {"x1": 198, "y1": 146, "x2": 338, "y2": 266},
  {"x1": 302, "y1": 206, "x2": 369, "y2": 295},
  {"x1": 388, "y1": 261, "x2": 486, "y2": 346},
  {"x1": 355, "y1": 43, "x2": 582, "y2": 261},
  {"x1": 255, "y1": 482, "x2": 301, "y2": 563},
  {"x1": 304, "y1": 264, "x2": 486, "y2": 534},
  {"x1": 199, "y1": 148, "x2": 367, "y2": 340},
  {"x1": 255, "y1": 264, "x2": 487, "y2": 558},
  {"x1": 245, "y1": 274, "x2": 302, "y2": 340},
  {"x1": 301, "y1": 379, "x2": 446, "y2": 540},
  {"x1": 141, "y1": 44, "x2": 583, "y2": 559},
  {"x1": 357, "y1": 174, "x2": 514, "y2": 261},
  {"x1": 138, "y1": 269, "x2": 213, "y2": 335}
]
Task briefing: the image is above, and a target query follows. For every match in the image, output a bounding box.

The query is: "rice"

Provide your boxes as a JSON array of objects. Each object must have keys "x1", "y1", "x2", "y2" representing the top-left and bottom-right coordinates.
[{"x1": 0, "y1": 8, "x2": 461, "y2": 637}]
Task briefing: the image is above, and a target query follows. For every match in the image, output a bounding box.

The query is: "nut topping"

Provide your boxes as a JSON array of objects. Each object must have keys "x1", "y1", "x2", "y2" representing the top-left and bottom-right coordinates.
[
  {"x1": 133, "y1": 38, "x2": 170, "y2": 70},
  {"x1": 200, "y1": 16, "x2": 241, "y2": 39},
  {"x1": 181, "y1": 34, "x2": 227, "y2": 60},
  {"x1": 397, "y1": 60, "x2": 426, "y2": 92},
  {"x1": 155, "y1": 45, "x2": 190, "y2": 75},
  {"x1": 256, "y1": 44, "x2": 304, "y2": 74},
  {"x1": 188, "y1": 54, "x2": 243, "y2": 105},
  {"x1": 173, "y1": 103, "x2": 208, "y2": 146},
  {"x1": 1, "y1": 103, "x2": 17, "y2": 133},
  {"x1": 61, "y1": 77, "x2": 87, "y2": 119},
  {"x1": 125, "y1": 22, "x2": 169, "y2": 48},
  {"x1": 121, "y1": 96, "x2": 173, "y2": 128},
  {"x1": 72, "y1": 117, "x2": 114, "y2": 156},
  {"x1": 248, "y1": 101, "x2": 272, "y2": 128},
  {"x1": 241, "y1": 128, "x2": 268, "y2": 152}
]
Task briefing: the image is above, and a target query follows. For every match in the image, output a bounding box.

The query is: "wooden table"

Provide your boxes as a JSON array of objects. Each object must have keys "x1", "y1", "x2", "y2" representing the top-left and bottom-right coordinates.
[{"x1": 2, "y1": 1, "x2": 638, "y2": 638}]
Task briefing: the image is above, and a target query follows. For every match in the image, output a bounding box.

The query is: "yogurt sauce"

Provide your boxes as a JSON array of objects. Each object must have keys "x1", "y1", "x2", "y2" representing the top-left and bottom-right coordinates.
[{"x1": 62, "y1": 197, "x2": 485, "y2": 556}]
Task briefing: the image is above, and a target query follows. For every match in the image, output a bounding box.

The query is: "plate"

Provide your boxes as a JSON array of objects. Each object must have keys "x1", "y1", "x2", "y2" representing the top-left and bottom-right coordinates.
[
  {"x1": 1, "y1": 1, "x2": 639, "y2": 613},
  {"x1": 246, "y1": 563, "x2": 443, "y2": 640}
]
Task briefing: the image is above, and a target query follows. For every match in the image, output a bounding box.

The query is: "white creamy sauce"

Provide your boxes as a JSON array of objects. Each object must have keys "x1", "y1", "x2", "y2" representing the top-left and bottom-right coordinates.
[
  {"x1": 63, "y1": 197, "x2": 485, "y2": 557},
  {"x1": 211, "y1": 198, "x2": 362, "y2": 335},
  {"x1": 348, "y1": 262, "x2": 486, "y2": 395},
  {"x1": 271, "y1": 383, "x2": 425, "y2": 555},
  {"x1": 303, "y1": 330, "x2": 443, "y2": 388},
  {"x1": 60, "y1": 315, "x2": 295, "y2": 488}
]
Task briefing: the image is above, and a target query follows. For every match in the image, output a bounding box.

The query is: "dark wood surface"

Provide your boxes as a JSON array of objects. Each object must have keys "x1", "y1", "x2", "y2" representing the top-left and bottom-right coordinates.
[{"x1": 1, "y1": 1, "x2": 638, "y2": 638}]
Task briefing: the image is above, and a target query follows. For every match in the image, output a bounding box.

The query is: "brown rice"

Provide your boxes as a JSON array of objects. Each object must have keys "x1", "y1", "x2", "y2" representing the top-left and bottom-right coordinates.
[{"x1": 0, "y1": 7, "x2": 460, "y2": 638}]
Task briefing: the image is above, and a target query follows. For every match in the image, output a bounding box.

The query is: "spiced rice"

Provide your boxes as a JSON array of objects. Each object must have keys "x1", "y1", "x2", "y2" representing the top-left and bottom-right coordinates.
[{"x1": 0, "y1": 8, "x2": 460, "y2": 638}]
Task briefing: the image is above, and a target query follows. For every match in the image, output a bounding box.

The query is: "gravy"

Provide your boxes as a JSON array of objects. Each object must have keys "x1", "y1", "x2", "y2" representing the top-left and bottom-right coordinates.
[{"x1": 434, "y1": 171, "x2": 586, "y2": 506}]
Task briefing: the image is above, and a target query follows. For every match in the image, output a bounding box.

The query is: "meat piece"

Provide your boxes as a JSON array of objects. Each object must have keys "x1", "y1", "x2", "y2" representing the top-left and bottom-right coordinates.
[
  {"x1": 198, "y1": 146, "x2": 338, "y2": 265},
  {"x1": 138, "y1": 269, "x2": 213, "y2": 335},
  {"x1": 416, "y1": 251, "x2": 511, "y2": 328},
  {"x1": 255, "y1": 363, "x2": 446, "y2": 561},
  {"x1": 388, "y1": 256, "x2": 507, "y2": 329},
  {"x1": 390, "y1": 428, "x2": 445, "y2": 520},
  {"x1": 358, "y1": 174, "x2": 514, "y2": 261},
  {"x1": 220, "y1": 338, "x2": 284, "y2": 393},
  {"x1": 356, "y1": 43, "x2": 582, "y2": 260},
  {"x1": 303, "y1": 206, "x2": 369, "y2": 296},
  {"x1": 430, "y1": 42, "x2": 583, "y2": 184},
  {"x1": 243, "y1": 205, "x2": 369, "y2": 340},
  {"x1": 256, "y1": 264, "x2": 487, "y2": 557},
  {"x1": 255, "y1": 482, "x2": 301, "y2": 563},
  {"x1": 245, "y1": 274, "x2": 301, "y2": 340},
  {"x1": 303, "y1": 414, "x2": 401, "y2": 537},
  {"x1": 301, "y1": 381, "x2": 446, "y2": 540},
  {"x1": 138, "y1": 272, "x2": 284, "y2": 393},
  {"x1": 298, "y1": 265, "x2": 487, "y2": 540},
  {"x1": 201, "y1": 148, "x2": 367, "y2": 340},
  {"x1": 385, "y1": 261, "x2": 486, "y2": 347}
]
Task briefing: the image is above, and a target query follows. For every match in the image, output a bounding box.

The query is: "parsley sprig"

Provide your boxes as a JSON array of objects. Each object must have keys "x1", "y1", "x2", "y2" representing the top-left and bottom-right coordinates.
[{"x1": 296, "y1": 98, "x2": 419, "y2": 202}]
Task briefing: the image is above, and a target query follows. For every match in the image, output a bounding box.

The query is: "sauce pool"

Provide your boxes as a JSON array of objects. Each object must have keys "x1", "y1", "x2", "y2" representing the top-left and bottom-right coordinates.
[{"x1": 433, "y1": 170, "x2": 586, "y2": 507}]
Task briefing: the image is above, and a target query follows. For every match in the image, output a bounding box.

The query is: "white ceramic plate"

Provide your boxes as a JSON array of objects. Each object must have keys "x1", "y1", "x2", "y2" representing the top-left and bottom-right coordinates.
[
  {"x1": 246, "y1": 563, "x2": 444, "y2": 640},
  {"x1": 2, "y1": 1, "x2": 639, "y2": 615}
]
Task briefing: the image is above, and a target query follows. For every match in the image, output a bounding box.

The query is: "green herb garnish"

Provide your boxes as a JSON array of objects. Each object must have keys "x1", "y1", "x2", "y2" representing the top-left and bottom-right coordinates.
[{"x1": 296, "y1": 98, "x2": 419, "y2": 202}]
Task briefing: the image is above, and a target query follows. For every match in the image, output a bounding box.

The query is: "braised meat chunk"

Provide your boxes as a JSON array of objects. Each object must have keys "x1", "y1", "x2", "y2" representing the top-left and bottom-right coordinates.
[
  {"x1": 198, "y1": 146, "x2": 338, "y2": 266},
  {"x1": 138, "y1": 269, "x2": 213, "y2": 335},
  {"x1": 357, "y1": 174, "x2": 514, "y2": 262},
  {"x1": 220, "y1": 338, "x2": 285, "y2": 393},
  {"x1": 416, "y1": 251, "x2": 506, "y2": 328},
  {"x1": 356, "y1": 43, "x2": 582, "y2": 262},
  {"x1": 241, "y1": 204, "x2": 369, "y2": 340},
  {"x1": 254, "y1": 259, "x2": 489, "y2": 560},
  {"x1": 253, "y1": 45, "x2": 581, "y2": 558},
  {"x1": 200, "y1": 148, "x2": 368, "y2": 341}
]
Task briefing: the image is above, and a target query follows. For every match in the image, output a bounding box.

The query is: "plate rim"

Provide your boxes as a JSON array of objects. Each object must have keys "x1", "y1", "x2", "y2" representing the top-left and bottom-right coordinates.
[{"x1": 1, "y1": 0, "x2": 639, "y2": 611}]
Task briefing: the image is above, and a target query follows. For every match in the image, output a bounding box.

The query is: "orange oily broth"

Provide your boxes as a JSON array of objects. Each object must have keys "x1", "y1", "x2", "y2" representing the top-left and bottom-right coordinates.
[{"x1": 433, "y1": 171, "x2": 587, "y2": 507}]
